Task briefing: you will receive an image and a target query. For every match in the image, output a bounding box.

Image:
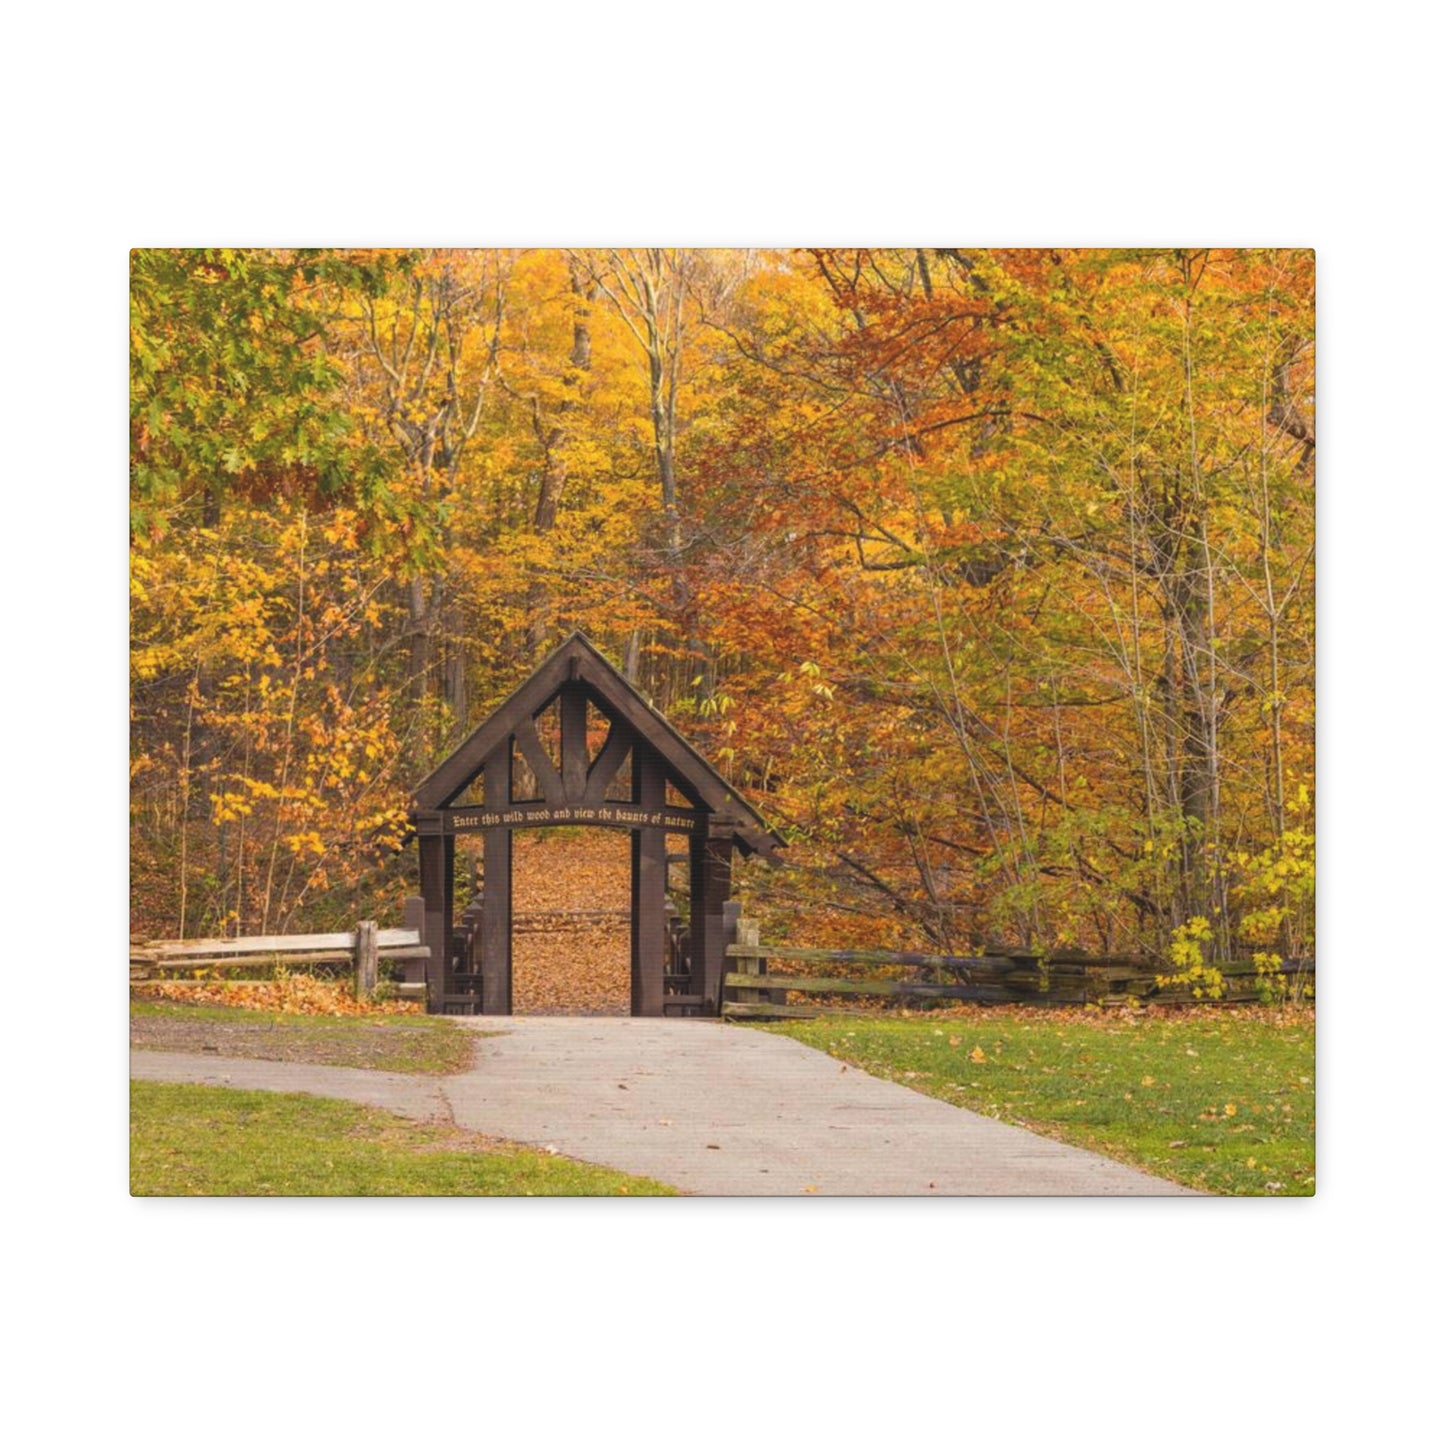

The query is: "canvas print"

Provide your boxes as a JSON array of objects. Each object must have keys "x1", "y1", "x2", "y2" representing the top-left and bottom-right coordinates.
[{"x1": 130, "y1": 247, "x2": 1315, "y2": 1196}]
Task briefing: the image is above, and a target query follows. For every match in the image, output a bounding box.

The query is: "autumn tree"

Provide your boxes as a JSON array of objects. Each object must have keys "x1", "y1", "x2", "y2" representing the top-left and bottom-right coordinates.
[
  {"x1": 682, "y1": 247, "x2": 1313, "y2": 957},
  {"x1": 326, "y1": 248, "x2": 511, "y2": 718},
  {"x1": 131, "y1": 249, "x2": 417, "y2": 938},
  {"x1": 130, "y1": 246, "x2": 1313, "y2": 963}
]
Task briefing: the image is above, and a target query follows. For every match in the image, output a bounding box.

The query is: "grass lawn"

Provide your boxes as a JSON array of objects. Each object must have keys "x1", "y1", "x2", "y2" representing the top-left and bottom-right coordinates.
[
  {"x1": 131, "y1": 1081, "x2": 675, "y2": 1196},
  {"x1": 129, "y1": 1000, "x2": 477, "y2": 1074},
  {"x1": 761, "y1": 1007, "x2": 1314, "y2": 1196}
]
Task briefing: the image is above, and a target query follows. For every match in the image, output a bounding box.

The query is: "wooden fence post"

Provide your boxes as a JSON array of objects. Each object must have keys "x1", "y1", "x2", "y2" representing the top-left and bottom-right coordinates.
[
  {"x1": 356, "y1": 919, "x2": 379, "y2": 1000},
  {"x1": 738, "y1": 918, "x2": 762, "y2": 1006},
  {"x1": 720, "y1": 900, "x2": 741, "y2": 1015}
]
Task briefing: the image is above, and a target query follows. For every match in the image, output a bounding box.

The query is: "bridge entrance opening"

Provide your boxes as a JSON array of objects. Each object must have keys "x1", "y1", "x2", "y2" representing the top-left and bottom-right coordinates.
[{"x1": 510, "y1": 827, "x2": 631, "y2": 1016}]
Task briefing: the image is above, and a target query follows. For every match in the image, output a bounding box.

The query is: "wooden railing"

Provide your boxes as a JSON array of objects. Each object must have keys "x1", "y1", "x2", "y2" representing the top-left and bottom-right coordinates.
[
  {"x1": 722, "y1": 930, "x2": 1314, "y2": 1018},
  {"x1": 130, "y1": 923, "x2": 431, "y2": 1001}
]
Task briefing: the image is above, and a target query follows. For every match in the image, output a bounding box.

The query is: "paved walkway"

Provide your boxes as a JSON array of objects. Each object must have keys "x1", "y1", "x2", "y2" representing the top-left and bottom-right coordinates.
[{"x1": 131, "y1": 1017, "x2": 1197, "y2": 1196}]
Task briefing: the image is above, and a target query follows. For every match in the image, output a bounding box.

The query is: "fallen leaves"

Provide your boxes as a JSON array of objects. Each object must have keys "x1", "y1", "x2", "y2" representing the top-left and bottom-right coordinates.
[
  {"x1": 509, "y1": 832, "x2": 633, "y2": 1015},
  {"x1": 141, "y1": 972, "x2": 419, "y2": 1018}
]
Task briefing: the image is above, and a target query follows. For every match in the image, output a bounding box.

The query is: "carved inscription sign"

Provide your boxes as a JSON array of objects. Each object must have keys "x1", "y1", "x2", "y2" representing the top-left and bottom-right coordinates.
[{"x1": 445, "y1": 803, "x2": 693, "y2": 833}]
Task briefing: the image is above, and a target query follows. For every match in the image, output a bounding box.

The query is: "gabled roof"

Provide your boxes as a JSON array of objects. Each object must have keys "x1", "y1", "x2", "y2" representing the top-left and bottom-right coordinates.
[{"x1": 411, "y1": 632, "x2": 783, "y2": 855}]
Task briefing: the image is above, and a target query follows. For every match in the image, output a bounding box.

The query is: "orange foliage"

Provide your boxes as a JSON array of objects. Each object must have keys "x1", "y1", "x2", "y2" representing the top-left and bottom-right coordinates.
[{"x1": 132, "y1": 248, "x2": 1314, "y2": 963}]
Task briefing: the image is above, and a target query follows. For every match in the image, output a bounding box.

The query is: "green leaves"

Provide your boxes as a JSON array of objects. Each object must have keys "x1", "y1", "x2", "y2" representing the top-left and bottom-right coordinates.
[{"x1": 130, "y1": 248, "x2": 381, "y2": 536}]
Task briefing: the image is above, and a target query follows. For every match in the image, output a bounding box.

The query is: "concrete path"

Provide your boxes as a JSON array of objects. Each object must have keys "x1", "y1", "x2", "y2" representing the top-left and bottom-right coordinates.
[{"x1": 131, "y1": 1017, "x2": 1197, "y2": 1196}]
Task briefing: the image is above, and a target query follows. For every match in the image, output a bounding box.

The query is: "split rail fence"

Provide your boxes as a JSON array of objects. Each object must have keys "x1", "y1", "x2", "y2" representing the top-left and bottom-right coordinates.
[
  {"x1": 129, "y1": 908, "x2": 1312, "y2": 1016},
  {"x1": 722, "y1": 915, "x2": 1314, "y2": 1019},
  {"x1": 129, "y1": 923, "x2": 431, "y2": 1001}
]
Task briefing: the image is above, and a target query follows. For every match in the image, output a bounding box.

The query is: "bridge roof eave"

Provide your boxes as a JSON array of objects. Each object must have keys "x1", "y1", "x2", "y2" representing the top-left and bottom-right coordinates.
[{"x1": 410, "y1": 632, "x2": 784, "y2": 855}]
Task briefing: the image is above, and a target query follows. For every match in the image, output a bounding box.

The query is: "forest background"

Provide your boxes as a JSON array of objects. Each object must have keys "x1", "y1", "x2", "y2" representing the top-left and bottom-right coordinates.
[{"x1": 129, "y1": 246, "x2": 1315, "y2": 967}]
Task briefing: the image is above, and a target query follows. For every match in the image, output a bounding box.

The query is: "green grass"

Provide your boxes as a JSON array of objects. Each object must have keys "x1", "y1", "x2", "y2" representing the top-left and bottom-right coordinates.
[
  {"x1": 129, "y1": 1001, "x2": 477, "y2": 1074},
  {"x1": 760, "y1": 1008, "x2": 1315, "y2": 1196},
  {"x1": 130, "y1": 1081, "x2": 675, "y2": 1196}
]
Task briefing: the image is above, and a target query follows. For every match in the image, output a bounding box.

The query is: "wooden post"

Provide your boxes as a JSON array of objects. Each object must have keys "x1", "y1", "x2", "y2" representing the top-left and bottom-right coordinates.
[
  {"x1": 481, "y1": 829, "x2": 511, "y2": 1013},
  {"x1": 355, "y1": 919, "x2": 379, "y2": 1000},
  {"x1": 696, "y1": 839, "x2": 735, "y2": 1015},
  {"x1": 688, "y1": 828, "x2": 707, "y2": 997},
  {"x1": 717, "y1": 898, "x2": 741, "y2": 1015},
  {"x1": 442, "y1": 835, "x2": 455, "y2": 992},
  {"x1": 464, "y1": 883, "x2": 486, "y2": 974},
  {"x1": 633, "y1": 829, "x2": 667, "y2": 1016},
  {"x1": 417, "y1": 832, "x2": 450, "y2": 1014},
  {"x1": 401, "y1": 896, "x2": 427, "y2": 986},
  {"x1": 663, "y1": 894, "x2": 679, "y2": 987},
  {"x1": 737, "y1": 918, "x2": 762, "y2": 1006},
  {"x1": 631, "y1": 747, "x2": 666, "y2": 1017},
  {"x1": 560, "y1": 682, "x2": 589, "y2": 804},
  {"x1": 481, "y1": 746, "x2": 513, "y2": 1014}
]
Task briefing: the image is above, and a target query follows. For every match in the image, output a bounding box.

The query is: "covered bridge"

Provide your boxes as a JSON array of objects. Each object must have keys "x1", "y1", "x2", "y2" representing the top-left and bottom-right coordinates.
[{"x1": 409, "y1": 633, "x2": 782, "y2": 1016}]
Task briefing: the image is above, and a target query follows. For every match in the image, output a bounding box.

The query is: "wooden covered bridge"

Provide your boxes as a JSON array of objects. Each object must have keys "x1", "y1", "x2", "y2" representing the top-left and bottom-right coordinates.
[{"x1": 408, "y1": 633, "x2": 782, "y2": 1016}]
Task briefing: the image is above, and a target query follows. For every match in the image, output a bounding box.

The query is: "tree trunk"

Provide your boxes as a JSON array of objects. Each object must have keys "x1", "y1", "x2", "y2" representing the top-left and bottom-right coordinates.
[{"x1": 528, "y1": 260, "x2": 595, "y2": 654}]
